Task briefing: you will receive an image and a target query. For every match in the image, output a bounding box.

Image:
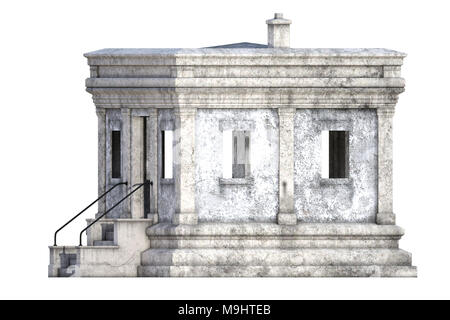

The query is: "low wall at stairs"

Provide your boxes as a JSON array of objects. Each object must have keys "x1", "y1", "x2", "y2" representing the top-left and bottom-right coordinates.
[{"x1": 49, "y1": 219, "x2": 153, "y2": 277}]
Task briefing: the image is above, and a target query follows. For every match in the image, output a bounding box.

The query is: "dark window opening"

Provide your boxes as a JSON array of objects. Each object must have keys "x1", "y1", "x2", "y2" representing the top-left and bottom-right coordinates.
[
  {"x1": 329, "y1": 130, "x2": 349, "y2": 178},
  {"x1": 111, "y1": 130, "x2": 121, "y2": 178},
  {"x1": 143, "y1": 118, "x2": 150, "y2": 217},
  {"x1": 161, "y1": 130, "x2": 165, "y2": 178}
]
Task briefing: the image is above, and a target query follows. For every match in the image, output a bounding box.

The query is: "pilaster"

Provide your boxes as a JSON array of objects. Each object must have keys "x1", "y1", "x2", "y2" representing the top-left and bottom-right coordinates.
[
  {"x1": 121, "y1": 108, "x2": 132, "y2": 217},
  {"x1": 131, "y1": 116, "x2": 145, "y2": 218},
  {"x1": 96, "y1": 108, "x2": 106, "y2": 214},
  {"x1": 278, "y1": 107, "x2": 297, "y2": 225},
  {"x1": 377, "y1": 107, "x2": 396, "y2": 225},
  {"x1": 173, "y1": 107, "x2": 198, "y2": 225},
  {"x1": 147, "y1": 109, "x2": 158, "y2": 223}
]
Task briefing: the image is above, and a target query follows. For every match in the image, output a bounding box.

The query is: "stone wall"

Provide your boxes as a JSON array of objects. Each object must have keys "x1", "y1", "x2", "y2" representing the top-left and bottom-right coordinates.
[
  {"x1": 195, "y1": 109, "x2": 279, "y2": 222},
  {"x1": 294, "y1": 109, "x2": 378, "y2": 222}
]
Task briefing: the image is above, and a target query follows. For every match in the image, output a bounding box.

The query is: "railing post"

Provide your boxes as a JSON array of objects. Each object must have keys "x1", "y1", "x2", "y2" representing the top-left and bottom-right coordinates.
[{"x1": 53, "y1": 182, "x2": 126, "y2": 246}]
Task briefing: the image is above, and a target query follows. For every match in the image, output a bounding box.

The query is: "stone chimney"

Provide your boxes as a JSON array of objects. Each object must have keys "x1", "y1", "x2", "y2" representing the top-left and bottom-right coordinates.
[{"x1": 266, "y1": 13, "x2": 291, "y2": 48}]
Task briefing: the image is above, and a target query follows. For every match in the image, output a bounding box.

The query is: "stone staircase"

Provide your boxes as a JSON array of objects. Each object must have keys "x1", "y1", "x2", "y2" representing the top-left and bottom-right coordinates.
[
  {"x1": 93, "y1": 224, "x2": 114, "y2": 246},
  {"x1": 57, "y1": 253, "x2": 78, "y2": 277},
  {"x1": 49, "y1": 218, "x2": 154, "y2": 277},
  {"x1": 138, "y1": 223, "x2": 417, "y2": 277}
]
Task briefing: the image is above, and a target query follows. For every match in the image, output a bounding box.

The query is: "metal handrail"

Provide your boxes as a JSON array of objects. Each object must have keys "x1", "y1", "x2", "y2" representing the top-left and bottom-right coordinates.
[
  {"x1": 53, "y1": 182, "x2": 127, "y2": 246},
  {"x1": 79, "y1": 180, "x2": 152, "y2": 246}
]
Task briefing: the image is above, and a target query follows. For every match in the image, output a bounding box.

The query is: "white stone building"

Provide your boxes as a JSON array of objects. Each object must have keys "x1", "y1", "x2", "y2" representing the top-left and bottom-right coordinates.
[{"x1": 49, "y1": 13, "x2": 416, "y2": 277}]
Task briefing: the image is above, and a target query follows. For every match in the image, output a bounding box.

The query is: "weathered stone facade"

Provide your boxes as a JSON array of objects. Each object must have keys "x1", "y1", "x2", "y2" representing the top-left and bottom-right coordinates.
[
  {"x1": 49, "y1": 13, "x2": 416, "y2": 277},
  {"x1": 294, "y1": 109, "x2": 378, "y2": 223}
]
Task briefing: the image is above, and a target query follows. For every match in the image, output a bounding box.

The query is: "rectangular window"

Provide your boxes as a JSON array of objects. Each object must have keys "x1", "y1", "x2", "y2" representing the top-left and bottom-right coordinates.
[
  {"x1": 111, "y1": 130, "x2": 121, "y2": 178},
  {"x1": 232, "y1": 130, "x2": 250, "y2": 178},
  {"x1": 161, "y1": 130, "x2": 173, "y2": 179},
  {"x1": 321, "y1": 130, "x2": 349, "y2": 179}
]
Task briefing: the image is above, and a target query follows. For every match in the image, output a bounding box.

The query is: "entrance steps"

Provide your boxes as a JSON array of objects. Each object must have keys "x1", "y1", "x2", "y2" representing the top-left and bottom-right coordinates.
[{"x1": 48, "y1": 218, "x2": 153, "y2": 277}]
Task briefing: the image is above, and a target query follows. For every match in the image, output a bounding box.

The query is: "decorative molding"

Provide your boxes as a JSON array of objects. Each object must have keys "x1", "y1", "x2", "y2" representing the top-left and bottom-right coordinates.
[
  {"x1": 377, "y1": 107, "x2": 395, "y2": 117},
  {"x1": 278, "y1": 107, "x2": 296, "y2": 116},
  {"x1": 86, "y1": 77, "x2": 405, "y2": 89},
  {"x1": 85, "y1": 55, "x2": 405, "y2": 67},
  {"x1": 320, "y1": 178, "x2": 353, "y2": 186},
  {"x1": 219, "y1": 177, "x2": 254, "y2": 186},
  {"x1": 95, "y1": 107, "x2": 106, "y2": 116},
  {"x1": 219, "y1": 120, "x2": 255, "y2": 132},
  {"x1": 131, "y1": 108, "x2": 152, "y2": 116},
  {"x1": 173, "y1": 107, "x2": 196, "y2": 117},
  {"x1": 90, "y1": 65, "x2": 99, "y2": 78},
  {"x1": 383, "y1": 66, "x2": 401, "y2": 78},
  {"x1": 315, "y1": 119, "x2": 353, "y2": 131},
  {"x1": 88, "y1": 88, "x2": 402, "y2": 109}
]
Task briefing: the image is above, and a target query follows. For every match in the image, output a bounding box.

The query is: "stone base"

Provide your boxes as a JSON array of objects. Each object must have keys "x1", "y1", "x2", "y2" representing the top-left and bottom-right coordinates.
[
  {"x1": 277, "y1": 213, "x2": 297, "y2": 225},
  {"x1": 138, "y1": 265, "x2": 417, "y2": 277},
  {"x1": 173, "y1": 212, "x2": 198, "y2": 225},
  {"x1": 146, "y1": 213, "x2": 159, "y2": 224},
  {"x1": 139, "y1": 222, "x2": 417, "y2": 277},
  {"x1": 377, "y1": 212, "x2": 396, "y2": 225}
]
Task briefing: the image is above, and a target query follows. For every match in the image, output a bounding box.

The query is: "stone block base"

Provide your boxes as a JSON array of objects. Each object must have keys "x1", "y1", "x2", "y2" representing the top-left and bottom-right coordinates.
[
  {"x1": 277, "y1": 213, "x2": 297, "y2": 225},
  {"x1": 377, "y1": 212, "x2": 396, "y2": 225},
  {"x1": 138, "y1": 265, "x2": 417, "y2": 277},
  {"x1": 173, "y1": 212, "x2": 198, "y2": 225},
  {"x1": 139, "y1": 222, "x2": 416, "y2": 277}
]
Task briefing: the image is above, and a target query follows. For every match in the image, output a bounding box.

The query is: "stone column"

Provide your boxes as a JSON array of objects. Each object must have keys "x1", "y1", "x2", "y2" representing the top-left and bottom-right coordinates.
[
  {"x1": 121, "y1": 108, "x2": 132, "y2": 217},
  {"x1": 277, "y1": 107, "x2": 297, "y2": 225},
  {"x1": 377, "y1": 107, "x2": 396, "y2": 225},
  {"x1": 131, "y1": 116, "x2": 145, "y2": 218},
  {"x1": 147, "y1": 109, "x2": 158, "y2": 223},
  {"x1": 173, "y1": 107, "x2": 197, "y2": 225},
  {"x1": 96, "y1": 108, "x2": 106, "y2": 214}
]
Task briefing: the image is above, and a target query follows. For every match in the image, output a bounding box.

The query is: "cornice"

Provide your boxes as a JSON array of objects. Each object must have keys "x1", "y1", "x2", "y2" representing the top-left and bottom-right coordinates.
[
  {"x1": 86, "y1": 77, "x2": 405, "y2": 89},
  {"x1": 87, "y1": 86, "x2": 402, "y2": 109},
  {"x1": 85, "y1": 55, "x2": 405, "y2": 67}
]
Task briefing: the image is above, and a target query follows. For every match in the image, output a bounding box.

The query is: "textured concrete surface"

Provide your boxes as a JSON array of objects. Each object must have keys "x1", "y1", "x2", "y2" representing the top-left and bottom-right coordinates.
[
  {"x1": 137, "y1": 222, "x2": 416, "y2": 277},
  {"x1": 138, "y1": 265, "x2": 417, "y2": 277},
  {"x1": 377, "y1": 108, "x2": 396, "y2": 224},
  {"x1": 294, "y1": 109, "x2": 378, "y2": 222},
  {"x1": 195, "y1": 109, "x2": 279, "y2": 222},
  {"x1": 173, "y1": 107, "x2": 197, "y2": 224},
  {"x1": 278, "y1": 107, "x2": 296, "y2": 224}
]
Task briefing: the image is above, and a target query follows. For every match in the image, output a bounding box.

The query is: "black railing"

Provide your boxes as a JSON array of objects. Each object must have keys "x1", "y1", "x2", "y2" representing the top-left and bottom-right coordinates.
[
  {"x1": 79, "y1": 180, "x2": 152, "y2": 246},
  {"x1": 53, "y1": 182, "x2": 127, "y2": 246}
]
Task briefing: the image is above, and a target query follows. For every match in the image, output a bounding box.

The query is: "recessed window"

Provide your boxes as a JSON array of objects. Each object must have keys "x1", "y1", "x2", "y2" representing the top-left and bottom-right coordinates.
[
  {"x1": 111, "y1": 130, "x2": 121, "y2": 179},
  {"x1": 161, "y1": 130, "x2": 173, "y2": 179},
  {"x1": 321, "y1": 130, "x2": 349, "y2": 179},
  {"x1": 232, "y1": 131, "x2": 251, "y2": 178},
  {"x1": 222, "y1": 129, "x2": 251, "y2": 179}
]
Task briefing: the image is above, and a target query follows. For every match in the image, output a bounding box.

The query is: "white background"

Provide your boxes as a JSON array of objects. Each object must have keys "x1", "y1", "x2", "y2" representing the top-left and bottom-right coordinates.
[{"x1": 0, "y1": 0, "x2": 449, "y2": 299}]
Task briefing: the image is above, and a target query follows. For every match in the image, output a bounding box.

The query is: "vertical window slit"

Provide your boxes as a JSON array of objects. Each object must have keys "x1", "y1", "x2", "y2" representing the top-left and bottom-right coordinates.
[
  {"x1": 232, "y1": 131, "x2": 250, "y2": 178},
  {"x1": 161, "y1": 130, "x2": 173, "y2": 179},
  {"x1": 322, "y1": 130, "x2": 349, "y2": 179},
  {"x1": 111, "y1": 130, "x2": 121, "y2": 179}
]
